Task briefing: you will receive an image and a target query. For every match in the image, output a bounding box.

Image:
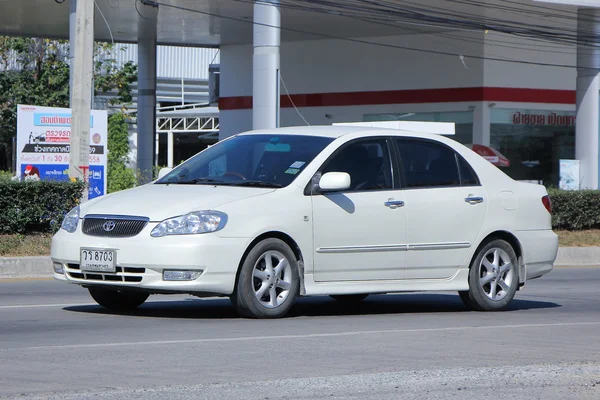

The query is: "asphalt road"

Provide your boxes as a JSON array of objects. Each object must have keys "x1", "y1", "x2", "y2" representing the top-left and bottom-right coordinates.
[{"x1": 0, "y1": 267, "x2": 599, "y2": 399}]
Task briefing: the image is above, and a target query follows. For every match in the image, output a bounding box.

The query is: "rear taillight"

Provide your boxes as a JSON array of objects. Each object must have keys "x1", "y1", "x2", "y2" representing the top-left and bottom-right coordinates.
[{"x1": 542, "y1": 195, "x2": 552, "y2": 214}]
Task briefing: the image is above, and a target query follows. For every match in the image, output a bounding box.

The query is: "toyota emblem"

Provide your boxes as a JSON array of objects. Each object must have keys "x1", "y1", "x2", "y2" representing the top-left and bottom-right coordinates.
[{"x1": 103, "y1": 221, "x2": 116, "y2": 232}]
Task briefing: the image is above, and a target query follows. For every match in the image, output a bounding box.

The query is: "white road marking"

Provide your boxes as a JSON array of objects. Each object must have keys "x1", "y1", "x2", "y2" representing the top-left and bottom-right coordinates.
[
  {"x1": 0, "y1": 303, "x2": 92, "y2": 309},
  {"x1": 1, "y1": 321, "x2": 599, "y2": 352}
]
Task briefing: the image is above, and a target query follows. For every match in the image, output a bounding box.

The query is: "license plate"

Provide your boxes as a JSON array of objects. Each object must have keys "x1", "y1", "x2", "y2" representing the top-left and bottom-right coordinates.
[{"x1": 80, "y1": 249, "x2": 117, "y2": 272}]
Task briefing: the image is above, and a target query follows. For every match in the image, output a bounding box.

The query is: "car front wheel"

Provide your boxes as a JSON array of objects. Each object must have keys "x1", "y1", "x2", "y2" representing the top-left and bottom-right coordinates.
[
  {"x1": 231, "y1": 238, "x2": 299, "y2": 318},
  {"x1": 460, "y1": 239, "x2": 518, "y2": 311},
  {"x1": 88, "y1": 287, "x2": 149, "y2": 312}
]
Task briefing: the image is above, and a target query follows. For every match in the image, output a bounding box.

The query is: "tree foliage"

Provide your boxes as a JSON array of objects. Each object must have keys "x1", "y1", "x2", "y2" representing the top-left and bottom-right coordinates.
[
  {"x1": 0, "y1": 37, "x2": 138, "y2": 170},
  {"x1": 107, "y1": 112, "x2": 136, "y2": 193},
  {"x1": 94, "y1": 41, "x2": 137, "y2": 105},
  {"x1": 0, "y1": 37, "x2": 70, "y2": 163}
]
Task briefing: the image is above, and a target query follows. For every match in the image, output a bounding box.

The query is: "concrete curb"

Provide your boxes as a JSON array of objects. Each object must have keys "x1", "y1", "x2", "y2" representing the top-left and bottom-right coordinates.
[
  {"x1": 0, "y1": 256, "x2": 53, "y2": 279},
  {"x1": 555, "y1": 247, "x2": 600, "y2": 266},
  {"x1": 0, "y1": 248, "x2": 599, "y2": 280}
]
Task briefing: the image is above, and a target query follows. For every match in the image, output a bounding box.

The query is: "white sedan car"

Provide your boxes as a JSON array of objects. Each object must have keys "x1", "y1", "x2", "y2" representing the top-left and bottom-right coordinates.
[{"x1": 51, "y1": 126, "x2": 558, "y2": 318}]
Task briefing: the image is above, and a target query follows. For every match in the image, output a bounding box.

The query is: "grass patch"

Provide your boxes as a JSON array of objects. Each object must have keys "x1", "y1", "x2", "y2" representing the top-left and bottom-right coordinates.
[
  {"x1": 0, "y1": 233, "x2": 52, "y2": 257},
  {"x1": 556, "y1": 230, "x2": 600, "y2": 247},
  {"x1": 0, "y1": 230, "x2": 599, "y2": 257}
]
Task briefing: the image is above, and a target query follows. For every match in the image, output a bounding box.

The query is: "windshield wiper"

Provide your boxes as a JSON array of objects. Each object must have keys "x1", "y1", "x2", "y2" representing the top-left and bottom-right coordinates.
[
  {"x1": 232, "y1": 180, "x2": 283, "y2": 188},
  {"x1": 171, "y1": 178, "x2": 228, "y2": 185}
]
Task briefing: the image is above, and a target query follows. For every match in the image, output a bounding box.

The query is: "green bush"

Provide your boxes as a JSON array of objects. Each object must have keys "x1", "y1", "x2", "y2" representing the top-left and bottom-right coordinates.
[
  {"x1": 548, "y1": 189, "x2": 600, "y2": 230},
  {"x1": 0, "y1": 170, "x2": 14, "y2": 181},
  {"x1": 0, "y1": 180, "x2": 85, "y2": 234}
]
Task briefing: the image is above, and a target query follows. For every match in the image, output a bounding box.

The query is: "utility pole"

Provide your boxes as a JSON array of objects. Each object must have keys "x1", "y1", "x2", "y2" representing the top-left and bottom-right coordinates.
[
  {"x1": 69, "y1": 0, "x2": 77, "y2": 107},
  {"x1": 69, "y1": 0, "x2": 94, "y2": 200}
]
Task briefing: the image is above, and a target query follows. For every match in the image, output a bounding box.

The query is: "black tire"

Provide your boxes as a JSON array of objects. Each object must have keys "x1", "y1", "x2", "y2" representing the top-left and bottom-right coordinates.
[
  {"x1": 460, "y1": 239, "x2": 519, "y2": 311},
  {"x1": 330, "y1": 294, "x2": 369, "y2": 302},
  {"x1": 88, "y1": 287, "x2": 149, "y2": 312},
  {"x1": 231, "y1": 238, "x2": 300, "y2": 319}
]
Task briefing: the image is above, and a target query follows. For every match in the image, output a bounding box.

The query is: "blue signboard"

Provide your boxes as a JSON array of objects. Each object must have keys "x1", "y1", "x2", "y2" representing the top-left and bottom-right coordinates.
[{"x1": 20, "y1": 163, "x2": 105, "y2": 199}]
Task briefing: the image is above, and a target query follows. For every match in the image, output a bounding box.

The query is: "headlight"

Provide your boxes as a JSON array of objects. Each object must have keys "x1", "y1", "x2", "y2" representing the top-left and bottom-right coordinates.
[
  {"x1": 61, "y1": 206, "x2": 80, "y2": 233},
  {"x1": 150, "y1": 211, "x2": 227, "y2": 237}
]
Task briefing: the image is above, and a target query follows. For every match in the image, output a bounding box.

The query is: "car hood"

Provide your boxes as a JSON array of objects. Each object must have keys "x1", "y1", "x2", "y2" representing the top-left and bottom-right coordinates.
[{"x1": 80, "y1": 183, "x2": 275, "y2": 221}]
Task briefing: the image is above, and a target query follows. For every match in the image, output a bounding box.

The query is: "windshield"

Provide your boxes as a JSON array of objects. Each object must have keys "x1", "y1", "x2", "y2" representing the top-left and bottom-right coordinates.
[{"x1": 156, "y1": 134, "x2": 333, "y2": 188}]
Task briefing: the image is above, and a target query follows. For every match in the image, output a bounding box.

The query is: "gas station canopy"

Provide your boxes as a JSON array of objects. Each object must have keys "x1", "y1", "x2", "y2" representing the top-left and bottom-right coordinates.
[{"x1": 0, "y1": 0, "x2": 490, "y2": 46}]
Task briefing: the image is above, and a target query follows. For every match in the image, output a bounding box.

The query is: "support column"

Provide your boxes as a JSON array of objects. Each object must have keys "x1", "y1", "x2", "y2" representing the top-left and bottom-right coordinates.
[
  {"x1": 167, "y1": 131, "x2": 174, "y2": 168},
  {"x1": 69, "y1": 0, "x2": 94, "y2": 200},
  {"x1": 69, "y1": 0, "x2": 77, "y2": 107},
  {"x1": 137, "y1": 2, "x2": 159, "y2": 182},
  {"x1": 472, "y1": 103, "x2": 491, "y2": 146},
  {"x1": 576, "y1": 8, "x2": 600, "y2": 189},
  {"x1": 253, "y1": 1, "x2": 280, "y2": 130}
]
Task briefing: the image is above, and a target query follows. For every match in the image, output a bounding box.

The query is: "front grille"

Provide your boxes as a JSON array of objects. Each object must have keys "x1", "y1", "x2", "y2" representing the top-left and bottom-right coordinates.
[
  {"x1": 82, "y1": 215, "x2": 149, "y2": 238},
  {"x1": 66, "y1": 263, "x2": 145, "y2": 283}
]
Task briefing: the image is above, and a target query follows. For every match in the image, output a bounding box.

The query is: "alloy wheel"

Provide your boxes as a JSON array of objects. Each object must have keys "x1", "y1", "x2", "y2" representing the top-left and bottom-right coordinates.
[
  {"x1": 478, "y1": 247, "x2": 515, "y2": 301},
  {"x1": 252, "y1": 250, "x2": 292, "y2": 308}
]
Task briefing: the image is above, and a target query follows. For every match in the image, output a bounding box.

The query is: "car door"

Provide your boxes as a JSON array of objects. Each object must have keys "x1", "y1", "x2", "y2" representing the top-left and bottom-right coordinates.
[
  {"x1": 394, "y1": 138, "x2": 488, "y2": 280},
  {"x1": 311, "y1": 138, "x2": 407, "y2": 282}
]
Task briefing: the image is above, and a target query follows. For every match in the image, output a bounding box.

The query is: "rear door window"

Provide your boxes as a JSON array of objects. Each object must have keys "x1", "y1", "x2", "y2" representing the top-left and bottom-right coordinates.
[
  {"x1": 457, "y1": 155, "x2": 480, "y2": 186},
  {"x1": 395, "y1": 139, "x2": 460, "y2": 188}
]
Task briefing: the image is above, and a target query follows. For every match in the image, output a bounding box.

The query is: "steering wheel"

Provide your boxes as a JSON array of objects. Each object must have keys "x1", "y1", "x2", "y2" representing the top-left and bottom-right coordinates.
[{"x1": 222, "y1": 171, "x2": 246, "y2": 180}]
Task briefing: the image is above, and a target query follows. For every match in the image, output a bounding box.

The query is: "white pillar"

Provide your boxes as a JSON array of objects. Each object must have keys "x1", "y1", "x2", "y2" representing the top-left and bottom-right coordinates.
[
  {"x1": 472, "y1": 103, "x2": 491, "y2": 145},
  {"x1": 154, "y1": 133, "x2": 159, "y2": 168},
  {"x1": 68, "y1": 0, "x2": 77, "y2": 107},
  {"x1": 137, "y1": 2, "x2": 158, "y2": 182},
  {"x1": 576, "y1": 7, "x2": 600, "y2": 189},
  {"x1": 69, "y1": 0, "x2": 94, "y2": 200},
  {"x1": 253, "y1": 1, "x2": 280, "y2": 130},
  {"x1": 167, "y1": 131, "x2": 174, "y2": 168}
]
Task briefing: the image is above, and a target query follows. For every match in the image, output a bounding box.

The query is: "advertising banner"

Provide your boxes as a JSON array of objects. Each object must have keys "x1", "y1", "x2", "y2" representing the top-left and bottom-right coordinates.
[
  {"x1": 559, "y1": 159, "x2": 580, "y2": 191},
  {"x1": 16, "y1": 104, "x2": 108, "y2": 199}
]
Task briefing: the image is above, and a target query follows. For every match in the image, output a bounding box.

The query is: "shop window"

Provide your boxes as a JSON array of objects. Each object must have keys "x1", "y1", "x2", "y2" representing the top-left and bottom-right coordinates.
[{"x1": 490, "y1": 109, "x2": 575, "y2": 186}]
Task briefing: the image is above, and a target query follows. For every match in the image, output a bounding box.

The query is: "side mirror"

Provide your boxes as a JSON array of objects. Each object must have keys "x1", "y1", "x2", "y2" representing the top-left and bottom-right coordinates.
[
  {"x1": 319, "y1": 172, "x2": 351, "y2": 192},
  {"x1": 157, "y1": 167, "x2": 173, "y2": 180}
]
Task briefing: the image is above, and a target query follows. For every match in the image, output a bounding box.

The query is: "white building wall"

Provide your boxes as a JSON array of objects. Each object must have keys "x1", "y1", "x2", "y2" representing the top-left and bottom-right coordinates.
[
  {"x1": 483, "y1": 32, "x2": 576, "y2": 90},
  {"x1": 220, "y1": 29, "x2": 578, "y2": 139},
  {"x1": 276, "y1": 33, "x2": 485, "y2": 93},
  {"x1": 482, "y1": 0, "x2": 577, "y2": 90},
  {"x1": 220, "y1": 43, "x2": 254, "y2": 98},
  {"x1": 219, "y1": 109, "x2": 252, "y2": 137},
  {"x1": 222, "y1": 32, "x2": 486, "y2": 96},
  {"x1": 220, "y1": 32, "x2": 487, "y2": 137}
]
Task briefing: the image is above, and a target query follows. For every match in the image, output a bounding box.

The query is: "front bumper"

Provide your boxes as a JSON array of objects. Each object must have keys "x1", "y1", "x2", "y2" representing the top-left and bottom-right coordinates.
[{"x1": 51, "y1": 224, "x2": 250, "y2": 296}]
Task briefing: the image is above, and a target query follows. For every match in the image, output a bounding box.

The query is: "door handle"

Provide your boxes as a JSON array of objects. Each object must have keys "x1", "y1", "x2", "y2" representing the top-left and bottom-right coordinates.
[
  {"x1": 465, "y1": 196, "x2": 484, "y2": 205},
  {"x1": 384, "y1": 199, "x2": 405, "y2": 209}
]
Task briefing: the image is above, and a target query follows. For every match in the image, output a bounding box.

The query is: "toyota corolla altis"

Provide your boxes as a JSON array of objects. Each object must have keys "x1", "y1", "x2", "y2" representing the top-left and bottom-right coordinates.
[{"x1": 52, "y1": 126, "x2": 558, "y2": 318}]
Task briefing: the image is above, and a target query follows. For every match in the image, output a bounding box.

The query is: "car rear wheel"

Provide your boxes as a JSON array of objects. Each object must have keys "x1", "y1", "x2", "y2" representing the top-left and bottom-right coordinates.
[
  {"x1": 460, "y1": 239, "x2": 518, "y2": 311},
  {"x1": 88, "y1": 287, "x2": 149, "y2": 312},
  {"x1": 330, "y1": 294, "x2": 369, "y2": 302},
  {"x1": 231, "y1": 238, "x2": 299, "y2": 318}
]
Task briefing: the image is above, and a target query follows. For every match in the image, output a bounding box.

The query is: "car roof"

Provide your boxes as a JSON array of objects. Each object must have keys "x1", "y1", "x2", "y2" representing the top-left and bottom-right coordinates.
[{"x1": 238, "y1": 125, "x2": 453, "y2": 141}]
